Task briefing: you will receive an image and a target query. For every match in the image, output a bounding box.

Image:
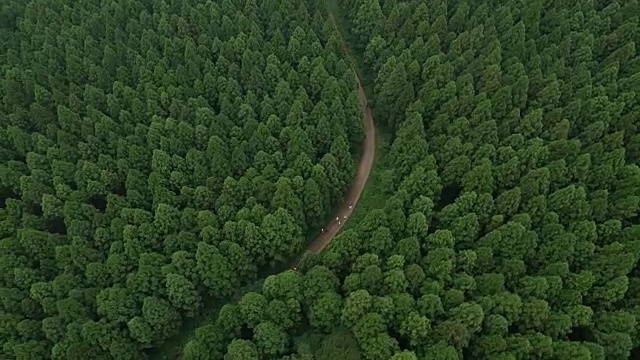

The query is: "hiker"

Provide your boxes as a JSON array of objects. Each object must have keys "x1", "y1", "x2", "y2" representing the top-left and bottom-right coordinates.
[
  {"x1": 321, "y1": 228, "x2": 324, "y2": 232},
  {"x1": 343, "y1": 215, "x2": 347, "y2": 220},
  {"x1": 335, "y1": 216, "x2": 339, "y2": 222},
  {"x1": 348, "y1": 204, "x2": 353, "y2": 210}
]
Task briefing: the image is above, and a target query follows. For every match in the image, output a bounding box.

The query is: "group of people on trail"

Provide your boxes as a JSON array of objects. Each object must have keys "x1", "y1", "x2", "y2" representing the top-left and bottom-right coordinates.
[
  {"x1": 335, "y1": 203, "x2": 354, "y2": 226},
  {"x1": 305, "y1": 204, "x2": 357, "y2": 271},
  {"x1": 321, "y1": 203, "x2": 355, "y2": 233}
]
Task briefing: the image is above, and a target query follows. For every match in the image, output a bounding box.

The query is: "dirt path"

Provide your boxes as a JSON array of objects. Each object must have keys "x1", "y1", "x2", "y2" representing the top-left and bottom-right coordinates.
[
  {"x1": 173, "y1": 10, "x2": 374, "y2": 360},
  {"x1": 290, "y1": 13, "x2": 376, "y2": 268}
]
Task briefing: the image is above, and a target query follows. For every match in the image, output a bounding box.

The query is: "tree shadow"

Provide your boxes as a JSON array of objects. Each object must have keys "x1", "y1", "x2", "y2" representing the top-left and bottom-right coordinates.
[
  {"x1": 89, "y1": 194, "x2": 107, "y2": 212},
  {"x1": 45, "y1": 216, "x2": 67, "y2": 235},
  {"x1": 567, "y1": 325, "x2": 595, "y2": 342},
  {"x1": 0, "y1": 187, "x2": 19, "y2": 208},
  {"x1": 435, "y1": 184, "x2": 461, "y2": 211}
]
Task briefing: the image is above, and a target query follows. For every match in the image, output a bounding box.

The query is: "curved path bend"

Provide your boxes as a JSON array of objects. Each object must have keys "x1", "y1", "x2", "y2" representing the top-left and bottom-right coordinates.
[
  {"x1": 175, "y1": 10, "x2": 375, "y2": 360},
  {"x1": 290, "y1": 13, "x2": 376, "y2": 268}
]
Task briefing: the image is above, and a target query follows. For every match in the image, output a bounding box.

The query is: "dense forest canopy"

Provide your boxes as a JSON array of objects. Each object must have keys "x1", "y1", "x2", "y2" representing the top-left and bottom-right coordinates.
[
  {"x1": 2, "y1": 0, "x2": 640, "y2": 359},
  {"x1": 186, "y1": 0, "x2": 640, "y2": 359},
  {"x1": 0, "y1": 0, "x2": 364, "y2": 358}
]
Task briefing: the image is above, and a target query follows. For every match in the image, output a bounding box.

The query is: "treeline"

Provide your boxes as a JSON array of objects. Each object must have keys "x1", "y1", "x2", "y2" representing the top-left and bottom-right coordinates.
[
  {"x1": 0, "y1": 0, "x2": 364, "y2": 358},
  {"x1": 185, "y1": 0, "x2": 640, "y2": 359}
]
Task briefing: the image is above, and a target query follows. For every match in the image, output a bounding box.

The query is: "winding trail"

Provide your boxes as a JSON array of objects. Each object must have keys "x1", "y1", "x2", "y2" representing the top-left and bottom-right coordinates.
[
  {"x1": 173, "y1": 10, "x2": 375, "y2": 360},
  {"x1": 289, "y1": 12, "x2": 376, "y2": 268}
]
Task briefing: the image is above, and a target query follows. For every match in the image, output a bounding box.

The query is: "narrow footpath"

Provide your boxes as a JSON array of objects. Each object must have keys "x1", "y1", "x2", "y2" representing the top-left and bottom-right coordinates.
[
  {"x1": 290, "y1": 12, "x2": 376, "y2": 268},
  {"x1": 174, "y1": 72, "x2": 373, "y2": 356},
  {"x1": 174, "y1": 9, "x2": 376, "y2": 360}
]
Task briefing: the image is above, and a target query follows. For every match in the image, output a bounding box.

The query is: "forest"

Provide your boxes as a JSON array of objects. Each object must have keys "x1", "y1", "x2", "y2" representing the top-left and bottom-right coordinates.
[{"x1": 1, "y1": 0, "x2": 640, "y2": 359}]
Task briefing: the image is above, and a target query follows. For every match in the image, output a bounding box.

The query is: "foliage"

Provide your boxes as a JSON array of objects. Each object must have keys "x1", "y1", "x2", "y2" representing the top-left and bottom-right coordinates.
[
  {"x1": 188, "y1": 0, "x2": 640, "y2": 358},
  {"x1": 3, "y1": 0, "x2": 640, "y2": 359},
  {"x1": 0, "y1": 0, "x2": 362, "y2": 358}
]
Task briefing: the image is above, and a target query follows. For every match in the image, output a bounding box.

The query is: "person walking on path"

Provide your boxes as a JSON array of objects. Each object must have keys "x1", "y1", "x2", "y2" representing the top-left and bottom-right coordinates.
[{"x1": 288, "y1": 11, "x2": 376, "y2": 268}]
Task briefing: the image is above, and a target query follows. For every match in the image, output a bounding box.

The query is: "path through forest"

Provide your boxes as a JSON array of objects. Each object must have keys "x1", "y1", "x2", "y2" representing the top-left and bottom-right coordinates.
[
  {"x1": 173, "y1": 10, "x2": 375, "y2": 360},
  {"x1": 289, "y1": 12, "x2": 376, "y2": 268}
]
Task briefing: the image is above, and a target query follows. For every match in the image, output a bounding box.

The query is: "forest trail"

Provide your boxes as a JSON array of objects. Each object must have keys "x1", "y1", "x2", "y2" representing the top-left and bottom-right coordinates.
[
  {"x1": 289, "y1": 12, "x2": 376, "y2": 268},
  {"x1": 173, "y1": 11, "x2": 374, "y2": 360}
]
